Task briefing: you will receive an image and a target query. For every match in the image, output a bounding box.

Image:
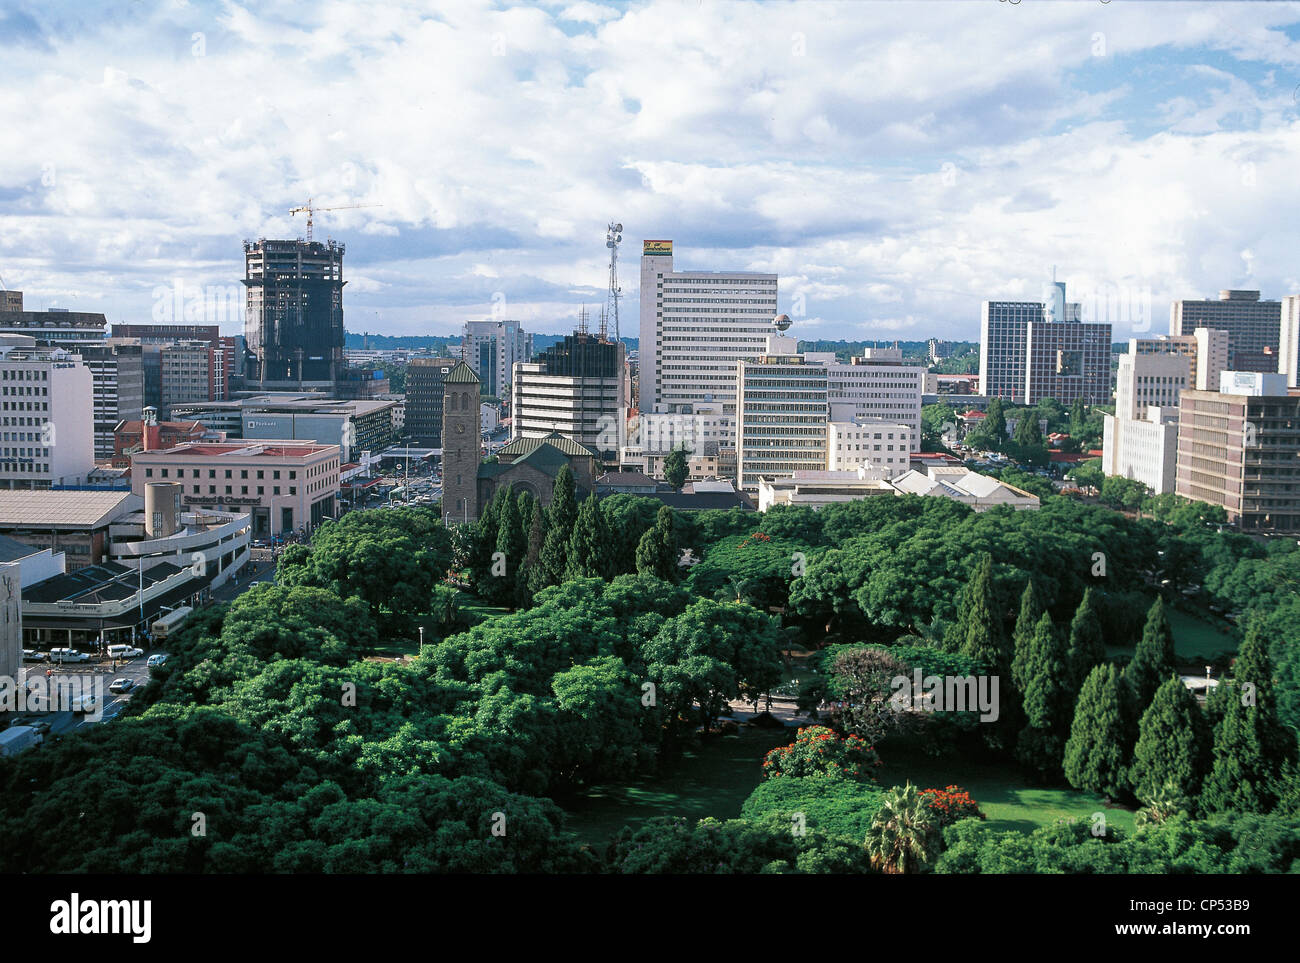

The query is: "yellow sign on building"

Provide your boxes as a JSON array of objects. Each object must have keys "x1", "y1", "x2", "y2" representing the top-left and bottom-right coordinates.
[{"x1": 643, "y1": 240, "x2": 673, "y2": 257}]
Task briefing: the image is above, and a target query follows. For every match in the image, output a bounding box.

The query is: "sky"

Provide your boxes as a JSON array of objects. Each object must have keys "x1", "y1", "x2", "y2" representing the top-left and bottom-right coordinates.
[{"x1": 2, "y1": 0, "x2": 1300, "y2": 341}]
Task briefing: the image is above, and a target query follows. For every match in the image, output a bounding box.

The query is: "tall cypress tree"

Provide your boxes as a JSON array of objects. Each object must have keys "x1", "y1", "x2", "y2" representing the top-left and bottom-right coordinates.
[
  {"x1": 516, "y1": 490, "x2": 536, "y2": 552},
  {"x1": 470, "y1": 485, "x2": 507, "y2": 591},
  {"x1": 1016, "y1": 612, "x2": 1071, "y2": 780},
  {"x1": 539, "y1": 465, "x2": 577, "y2": 585},
  {"x1": 1066, "y1": 587, "x2": 1106, "y2": 693},
  {"x1": 492, "y1": 488, "x2": 525, "y2": 605},
  {"x1": 951, "y1": 553, "x2": 1008, "y2": 676},
  {"x1": 1011, "y1": 579, "x2": 1046, "y2": 692},
  {"x1": 1201, "y1": 622, "x2": 1298, "y2": 814},
  {"x1": 523, "y1": 507, "x2": 549, "y2": 600},
  {"x1": 1131, "y1": 674, "x2": 1212, "y2": 809},
  {"x1": 566, "y1": 492, "x2": 612, "y2": 580},
  {"x1": 1125, "y1": 596, "x2": 1177, "y2": 713},
  {"x1": 635, "y1": 505, "x2": 678, "y2": 581},
  {"x1": 1063, "y1": 663, "x2": 1130, "y2": 799}
]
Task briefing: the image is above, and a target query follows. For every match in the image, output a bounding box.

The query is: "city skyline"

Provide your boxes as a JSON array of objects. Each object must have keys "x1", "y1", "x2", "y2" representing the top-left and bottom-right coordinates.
[{"x1": 3, "y1": 1, "x2": 1300, "y2": 339}]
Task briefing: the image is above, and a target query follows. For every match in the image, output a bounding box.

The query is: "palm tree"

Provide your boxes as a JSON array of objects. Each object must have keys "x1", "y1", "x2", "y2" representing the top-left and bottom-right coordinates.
[
  {"x1": 1135, "y1": 779, "x2": 1188, "y2": 828},
  {"x1": 865, "y1": 783, "x2": 939, "y2": 874}
]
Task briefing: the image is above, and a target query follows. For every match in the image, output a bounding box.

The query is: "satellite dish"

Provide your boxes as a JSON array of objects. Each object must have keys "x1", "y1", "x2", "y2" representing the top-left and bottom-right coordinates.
[{"x1": 614, "y1": 223, "x2": 623, "y2": 232}]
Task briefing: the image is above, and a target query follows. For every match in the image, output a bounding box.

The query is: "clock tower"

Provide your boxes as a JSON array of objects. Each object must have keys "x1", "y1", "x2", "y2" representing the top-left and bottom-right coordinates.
[{"x1": 440, "y1": 360, "x2": 482, "y2": 523}]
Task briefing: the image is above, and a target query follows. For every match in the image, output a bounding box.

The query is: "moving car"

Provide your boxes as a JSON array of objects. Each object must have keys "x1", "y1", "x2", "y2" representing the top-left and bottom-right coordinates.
[
  {"x1": 108, "y1": 678, "x2": 135, "y2": 694},
  {"x1": 146, "y1": 653, "x2": 169, "y2": 669},
  {"x1": 107, "y1": 644, "x2": 143, "y2": 660}
]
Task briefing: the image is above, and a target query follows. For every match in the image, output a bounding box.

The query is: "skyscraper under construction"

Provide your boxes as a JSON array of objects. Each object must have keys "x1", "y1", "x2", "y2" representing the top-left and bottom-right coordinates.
[{"x1": 242, "y1": 238, "x2": 346, "y2": 389}]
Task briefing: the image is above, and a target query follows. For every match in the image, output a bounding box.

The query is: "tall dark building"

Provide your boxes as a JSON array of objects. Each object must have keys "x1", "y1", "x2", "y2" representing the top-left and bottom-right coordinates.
[
  {"x1": 511, "y1": 331, "x2": 626, "y2": 461},
  {"x1": 407, "y1": 358, "x2": 458, "y2": 447},
  {"x1": 242, "y1": 239, "x2": 345, "y2": 389}
]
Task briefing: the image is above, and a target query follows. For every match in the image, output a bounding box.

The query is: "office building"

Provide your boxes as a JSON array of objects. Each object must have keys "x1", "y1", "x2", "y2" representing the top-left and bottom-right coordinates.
[
  {"x1": 130, "y1": 441, "x2": 340, "y2": 536},
  {"x1": 461, "y1": 320, "x2": 532, "y2": 398},
  {"x1": 828, "y1": 420, "x2": 912, "y2": 472},
  {"x1": 639, "y1": 239, "x2": 779, "y2": 414},
  {"x1": 1171, "y1": 290, "x2": 1282, "y2": 373},
  {"x1": 1176, "y1": 371, "x2": 1300, "y2": 532},
  {"x1": 511, "y1": 331, "x2": 626, "y2": 462},
  {"x1": 0, "y1": 336, "x2": 94, "y2": 489},
  {"x1": 1281, "y1": 295, "x2": 1300, "y2": 389},
  {"x1": 112, "y1": 416, "x2": 212, "y2": 468},
  {"x1": 243, "y1": 238, "x2": 346, "y2": 389},
  {"x1": 980, "y1": 282, "x2": 1111, "y2": 404},
  {"x1": 736, "y1": 335, "x2": 828, "y2": 491},
  {"x1": 79, "y1": 341, "x2": 145, "y2": 460},
  {"x1": 0, "y1": 292, "x2": 107, "y2": 347},
  {"x1": 169, "y1": 395, "x2": 396, "y2": 462},
  {"x1": 406, "y1": 358, "x2": 458, "y2": 447},
  {"x1": 823, "y1": 347, "x2": 925, "y2": 447}
]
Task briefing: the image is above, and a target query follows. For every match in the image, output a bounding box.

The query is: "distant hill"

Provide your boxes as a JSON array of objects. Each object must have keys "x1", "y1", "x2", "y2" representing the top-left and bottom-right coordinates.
[{"x1": 345, "y1": 331, "x2": 639, "y2": 352}]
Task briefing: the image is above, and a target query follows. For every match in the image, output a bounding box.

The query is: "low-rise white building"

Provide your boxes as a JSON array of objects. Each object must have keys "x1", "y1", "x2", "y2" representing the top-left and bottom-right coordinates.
[
  {"x1": 828, "y1": 420, "x2": 912, "y2": 472},
  {"x1": 757, "y1": 465, "x2": 1040, "y2": 512}
]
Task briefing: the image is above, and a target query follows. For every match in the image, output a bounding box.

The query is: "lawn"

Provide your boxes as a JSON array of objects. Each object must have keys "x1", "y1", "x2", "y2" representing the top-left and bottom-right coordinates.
[
  {"x1": 1104, "y1": 601, "x2": 1238, "y2": 662},
  {"x1": 559, "y1": 728, "x2": 794, "y2": 845},
  {"x1": 875, "y1": 751, "x2": 1138, "y2": 836}
]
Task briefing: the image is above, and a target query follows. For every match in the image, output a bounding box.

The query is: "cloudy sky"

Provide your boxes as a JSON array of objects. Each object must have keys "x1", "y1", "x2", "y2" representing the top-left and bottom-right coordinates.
[{"x1": 2, "y1": 0, "x2": 1299, "y2": 341}]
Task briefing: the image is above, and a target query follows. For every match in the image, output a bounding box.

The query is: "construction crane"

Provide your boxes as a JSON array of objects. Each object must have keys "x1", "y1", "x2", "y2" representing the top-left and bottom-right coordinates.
[{"x1": 288, "y1": 198, "x2": 381, "y2": 242}]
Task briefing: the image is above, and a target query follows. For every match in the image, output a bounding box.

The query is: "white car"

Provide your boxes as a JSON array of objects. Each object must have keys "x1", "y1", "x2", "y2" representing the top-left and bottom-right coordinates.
[
  {"x1": 108, "y1": 678, "x2": 135, "y2": 694},
  {"x1": 146, "y1": 653, "x2": 169, "y2": 668}
]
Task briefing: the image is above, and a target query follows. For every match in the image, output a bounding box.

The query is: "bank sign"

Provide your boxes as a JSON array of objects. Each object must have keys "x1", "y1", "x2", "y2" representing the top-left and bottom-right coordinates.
[{"x1": 643, "y1": 240, "x2": 672, "y2": 257}]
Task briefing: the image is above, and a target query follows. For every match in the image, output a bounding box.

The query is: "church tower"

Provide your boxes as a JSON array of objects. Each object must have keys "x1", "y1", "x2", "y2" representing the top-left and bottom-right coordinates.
[{"x1": 440, "y1": 360, "x2": 482, "y2": 523}]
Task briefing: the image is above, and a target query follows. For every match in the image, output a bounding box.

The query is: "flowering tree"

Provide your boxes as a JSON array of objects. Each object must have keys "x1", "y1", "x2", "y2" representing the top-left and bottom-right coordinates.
[
  {"x1": 918, "y1": 785, "x2": 986, "y2": 828},
  {"x1": 761, "y1": 726, "x2": 881, "y2": 781}
]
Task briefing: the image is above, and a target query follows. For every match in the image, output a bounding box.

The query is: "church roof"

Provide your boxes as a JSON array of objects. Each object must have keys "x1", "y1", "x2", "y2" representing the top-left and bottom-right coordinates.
[
  {"x1": 494, "y1": 431, "x2": 599, "y2": 459},
  {"x1": 443, "y1": 361, "x2": 480, "y2": 384}
]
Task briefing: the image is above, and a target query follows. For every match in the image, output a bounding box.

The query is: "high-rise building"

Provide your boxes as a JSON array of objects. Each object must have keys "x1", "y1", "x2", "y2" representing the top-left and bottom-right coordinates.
[
  {"x1": 1280, "y1": 295, "x2": 1300, "y2": 389},
  {"x1": 80, "y1": 341, "x2": 144, "y2": 459},
  {"x1": 242, "y1": 238, "x2": 346, "y2": 389},
  {"x1": 461, "y1": 320, "x2": 532, "y2": 399},
  {"x1": 736, "y1": 335, "x2": 829, "y2": 491},
  {"x1": 511, "y1": 331, "x2": 626, "y2": 462},
  {"x1": 1176, "y1": 371, "x2": 1300, "y2": 532},
  {"x1": 0, "y1": 294, "x2": 107, "y2": 347},
  {"x1": 406, "y1": 358, "x2": 458, "y2": 447},
  {"x1": 1170, "y1": 289, "x2": 1282, "y2": 373},
  {"x1": 0, "y1": 336, "x2": 94, "y2": 489},
  {"x1": 159, "y1": 340, "x2": 220, "y2": 418},
  {"x1": 1102, "y1": 343, "x2": 1190, "y2": 494},
  {"x1": 980, "y1": 282, "x2": 1111, "y2": 404},
  {"x1": 639, "y1": 240, "x2": 779, "y2": 415}
]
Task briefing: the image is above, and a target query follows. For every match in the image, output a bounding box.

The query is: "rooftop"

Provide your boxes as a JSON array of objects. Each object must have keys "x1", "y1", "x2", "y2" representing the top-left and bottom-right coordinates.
[
  {"x1": 0, "y1": 490, "x2": 139, "y2": 528},
  {"x1": 133, "y1": 442, "x2": 338, "y2": 459}
]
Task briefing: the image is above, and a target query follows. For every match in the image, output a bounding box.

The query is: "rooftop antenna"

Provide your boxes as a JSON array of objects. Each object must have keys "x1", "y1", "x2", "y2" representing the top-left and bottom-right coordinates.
[
  {"x1": 605, "y1": 222, "x2": 623, "y2": 343},
  {"x1": 577, "y1": 304, "x2": 589, "y2": 336},
  {"x1": 597, "y1": 306, "x2": 609, "y2": 342}
]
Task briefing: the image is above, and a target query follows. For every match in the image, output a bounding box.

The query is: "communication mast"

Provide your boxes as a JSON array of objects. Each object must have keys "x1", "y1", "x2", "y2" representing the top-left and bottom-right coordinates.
[{"x1": 605, "y1": 222, "x2": 623, "y2": 344}]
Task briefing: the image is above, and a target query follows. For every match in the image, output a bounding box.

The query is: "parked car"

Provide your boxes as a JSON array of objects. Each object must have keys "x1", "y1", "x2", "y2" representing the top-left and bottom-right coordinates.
[
  {"x1": 22, "y1": 649, "x2": 48, "y2": 663},
  {"x1": 108, "y1": 678, "x2": 135, "y2": 694},
  {"x1": 107, "y1": 644, "x2": 143, "y2": 660},
  {"x1": 47, "y1": 648, "x2": 90, "y2": 663},
  {"x1": 146, "y1": 654, "x2": 169, "y2": 669}
]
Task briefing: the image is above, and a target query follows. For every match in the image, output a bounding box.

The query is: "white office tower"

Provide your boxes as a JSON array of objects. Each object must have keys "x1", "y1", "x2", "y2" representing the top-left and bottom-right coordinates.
[
  {"x1": 1101, "y1": 341, "x2": 1192, "y2": 494},
  {"x1": 1281, "y1": 295, "x2": 1300, "y2": 388},
  {"x1": 0, "y1": 335, "x2": 94, "y2": 490},
  {"x1": 638, "y1": 240, "x2": 778, "y2": 415},
  {"x1": 824, "y1": 346, "x2": 924, "y2": 451},
  {"x1": 736, "y1": 335, "x2": 828, "y2": 491},
  {"x1": 461, "y1": 320, "x2": 533, "y2": 399}
]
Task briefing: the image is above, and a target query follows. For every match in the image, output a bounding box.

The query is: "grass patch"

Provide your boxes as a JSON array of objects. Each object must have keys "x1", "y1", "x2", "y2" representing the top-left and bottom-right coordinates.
[
  {"x1": 1105, "y1": 601, "x2": 1238, "y2": 661},
  {"x1": 874, "y1": 751, "x2": 1137, "y2": 836},
  {"x1": 560, "y1": 728, "x2": 794, "y2": 845}
]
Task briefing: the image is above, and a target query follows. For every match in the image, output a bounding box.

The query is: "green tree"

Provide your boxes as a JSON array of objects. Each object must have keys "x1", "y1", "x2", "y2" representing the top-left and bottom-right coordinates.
[
  {"x1": 1016, "y1": 613, "x2": 1072, "y2": 780},
  {"x1": 865, "y1": 783, "x2": 940, "y2": 874},
  {"x1": 663, "y1": 445, "x2": 689, "y2": 491},
  {"x1": 566, "y1": 493, "x2": 614, "y2": 580},
  {"x1": 521, "y1": 504, "x2": 547, "y2": 601},
  {"x1": 538, "y1": 465, "x2": 577, "y2": 586},
  {"x1": 635, "y1": 505, "x2": 679, "y2": 582},
  {"x1": 1063, "y1": 663, "x2": 1130, "y2": 799},
  {"x1": 950, "y1": 553, "x2": 1008, "y2": 676},
  {"x1": 1011, "y1": 579, "x2": 1046, "y2": 693},
  {"x1": 1201, "y1": 623, "x2": 1299, "y2": 815},
  {"x1": 1130, "y1": 676, "x2": 1212, "y2": 809},
  {"x1": 488, "y1": 486, "x2": 525, "y2": 606},
  {"x1": 1066, "y1": 587, "x2": 1106, "y2": 692},
  {"x1": 1125, "y1": 596, "x2": 1177, "y2": 713},
  {"x1": 1013, "y1": 411, "x2": 1042, "y2": 447}
]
